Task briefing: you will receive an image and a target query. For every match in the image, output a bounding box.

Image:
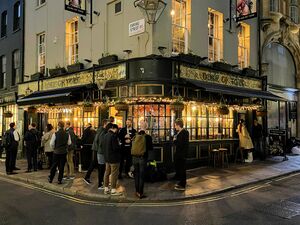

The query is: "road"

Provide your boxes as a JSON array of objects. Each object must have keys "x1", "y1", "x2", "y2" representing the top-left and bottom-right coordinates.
[{"x1": 1, "y1": 173, "x2": 300, "y2": 225}]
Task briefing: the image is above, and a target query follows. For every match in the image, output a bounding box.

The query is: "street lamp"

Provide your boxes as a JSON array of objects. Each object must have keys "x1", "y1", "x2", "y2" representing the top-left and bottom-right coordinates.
[{"x1": 134, "y1": 0, "x2": 167, "y2": 24}]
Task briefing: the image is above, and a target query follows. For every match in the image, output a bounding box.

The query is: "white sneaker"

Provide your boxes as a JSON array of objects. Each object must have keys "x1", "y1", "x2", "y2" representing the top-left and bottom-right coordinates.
[
  {"x1": 111, "y1": 191, "x2": 122, "y2": 196},
  {"x1": 104, "y1": 187, "x2": 110, "y2": 195},
  {"x1": 128, "y1": 172, "x2": 134, "y2": 179},
  {"x1": 98, "y1": 186, "x2": 105, "y2": 190}
]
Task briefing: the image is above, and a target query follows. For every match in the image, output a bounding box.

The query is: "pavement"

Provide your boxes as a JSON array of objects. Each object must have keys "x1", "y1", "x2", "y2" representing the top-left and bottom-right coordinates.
[{"x1": 1, "y1": 155, "x2": 300, "y2": 203}]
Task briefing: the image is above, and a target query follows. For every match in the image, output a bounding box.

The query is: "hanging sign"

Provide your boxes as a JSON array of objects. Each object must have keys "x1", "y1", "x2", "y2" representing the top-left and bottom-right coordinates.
[
  {"x1": 236, "y1": 0, "x2": 257, "y2": 22},
  {"x1": 65, "y1": 0, "x2": 86, "y2": 16}
]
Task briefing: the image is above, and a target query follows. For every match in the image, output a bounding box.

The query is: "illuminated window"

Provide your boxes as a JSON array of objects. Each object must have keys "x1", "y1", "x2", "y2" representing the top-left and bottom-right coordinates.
[
  {"x1": 12, "y1": 50, "x2": 20, "y2": 86},
  {"x1": 66, "y1": 18, "x2": 79, "y2": 65},
  {"x1": 270, "y1": 0, "x2": 279, "y2": 12},
  {"x1": 208, "y1": 8, "x2": 223, "y2": 62},
  {"x1": 0, "y1": 55, "x2": 6, "y2": 89},
  {"x1": 171, "y1": 0, "x2": 191, "y2": 54},
  {"x1": 37, "y1": 33, "x2": 46, "y2": 74},
  {"x1": 290, "y1": 0, "x2": 298, "y2": 23},
  {"x1": 238, "y1": 23, "x2": 250, "y2": 69}
]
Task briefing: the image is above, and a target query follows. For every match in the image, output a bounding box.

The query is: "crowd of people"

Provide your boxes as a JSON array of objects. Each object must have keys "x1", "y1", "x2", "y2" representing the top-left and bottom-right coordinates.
[{"x1": 3, "y1": 118, "x2": 190, "y2": 198}]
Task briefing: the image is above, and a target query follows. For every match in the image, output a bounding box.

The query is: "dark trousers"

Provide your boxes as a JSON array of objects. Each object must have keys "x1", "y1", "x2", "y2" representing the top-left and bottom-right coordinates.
[
  {"x1": 49, "y1": 153, "x2": 67, "y2": 182},
  {"x1": 133, "y1": 157, "x2": 146, "y2": 195},
  {"x1": 119, "y1": 146, "x2": 132, "y2": 175},
  {"x1": 81, "y1": 145, "x2": 92, "y2": 170},
  {"x1": 85, "y1": 151, "x2": 106, "y2": 187},
  {"x1": 98, "y1": 164, "x2": 106, "y2": 187},
  {"x1": 174, "y1": 154, "x2": 186, "y2": 187},
  {"x1": 254, "y1": 138, "x2": 265, "y2": 160},
  {"x1": 5, "y1": 148, "x2": 13, "y2": 173},
  {"x1": 26, "y1": 147, "x2": 38, "y2": 171},
  {"x1": 45, "y1": 152, "x2": 53, "y2": 168},
  {"x1": 11, "y1": 146, "x2": 18, "y2": 169}
]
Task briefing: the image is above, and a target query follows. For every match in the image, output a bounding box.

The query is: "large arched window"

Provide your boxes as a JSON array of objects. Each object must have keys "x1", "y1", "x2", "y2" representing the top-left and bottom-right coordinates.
[{"x1": 290, "y1": 0, "x2": 299, "y2": 23}]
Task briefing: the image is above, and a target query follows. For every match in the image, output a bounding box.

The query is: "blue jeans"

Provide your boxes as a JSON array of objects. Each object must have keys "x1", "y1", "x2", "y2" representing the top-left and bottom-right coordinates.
[{"x1": 133, "y1": 157, "x2": 146, "y2": 195}]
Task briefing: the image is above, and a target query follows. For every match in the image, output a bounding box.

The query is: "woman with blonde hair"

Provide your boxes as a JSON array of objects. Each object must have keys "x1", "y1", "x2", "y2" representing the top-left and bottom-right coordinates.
[{"x1": 237, "y1": 119, "x2": 254, "y2": 163}]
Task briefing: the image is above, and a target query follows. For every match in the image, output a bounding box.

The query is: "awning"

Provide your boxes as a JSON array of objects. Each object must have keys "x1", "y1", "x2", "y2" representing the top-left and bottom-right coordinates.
[
  {"x1": 186, "y1": 79, "x2": 285, "y2": 101},
  {"x1": 17, "y1": 85, "x2": 95, "y2": 106}
]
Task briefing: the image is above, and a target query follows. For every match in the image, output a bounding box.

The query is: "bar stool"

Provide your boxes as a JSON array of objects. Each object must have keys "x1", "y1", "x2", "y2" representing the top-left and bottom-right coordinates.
[
  {"x1": 209, "y1": 148, "x2": 220, "y2": 168},
  {"x1": 219, "y1": 148, "x2": 229, "y2": 168}
]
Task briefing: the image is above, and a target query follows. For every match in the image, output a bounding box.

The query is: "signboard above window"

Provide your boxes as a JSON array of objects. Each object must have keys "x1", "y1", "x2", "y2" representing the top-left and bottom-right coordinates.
[
  {"x1": 65, "y1": 0, "x2": 86, "y2": 16},
  {"x1": 236, "y1": 0, "x2": 257, "y2": 22}
]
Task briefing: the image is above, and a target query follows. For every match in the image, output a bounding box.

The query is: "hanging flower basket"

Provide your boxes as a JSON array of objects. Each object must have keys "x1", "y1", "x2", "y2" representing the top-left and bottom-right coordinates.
[
  {"x1": 217, "y1": 105, "x2": 229, "y2": 115},
  {"x1": 27, "y1": 107, "x2": 37, "y2": 113},
  {"x1": 3, "y1": 111, "x2": 13, "y2": 118},
  {"x1": 115, "y1": 102, "x2": 129, "y2": 111}
]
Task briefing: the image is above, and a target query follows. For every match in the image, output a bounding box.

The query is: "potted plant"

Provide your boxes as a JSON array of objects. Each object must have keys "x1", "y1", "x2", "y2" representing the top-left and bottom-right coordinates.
[
  {"x1": 178, "y1": 53, "x2": 205, "y2": 65},
  {"x1": 3, "y1": 111, "x2": 13, "y2": 118},
  {"x1": 83, "y1": 101, "x2": 94, "y2": 112},
  {"x1": 49, "y1": 64, "x2": 67, "y2": 77},
  {"x1": 114, "y1": 98, "x2": 128, "y2": 111},
  {"x1": 67, "y1": 60, "x2": 84, "y2": 73},
  {"x1": 170, "y1": 96, "x2": 185, "y2": 111},
  {"x1": 31, "y1": 72, "x2": 44, "y2": 81},
  {"x1": 216, "y1": 105, "x2": 229, "y2": 115},
  {"x1": 213, "y1": 60, "x2": 232, "y2": 72},
  {"x1": 98, "y1": 54, "x2": 118, "y2": 65},
  {"x1": 242, "y1": 66, "x2": 257, "y2": 76}
]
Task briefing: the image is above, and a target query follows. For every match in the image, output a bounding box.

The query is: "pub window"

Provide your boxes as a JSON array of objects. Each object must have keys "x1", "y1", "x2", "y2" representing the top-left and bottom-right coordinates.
[
  {"x1": 208, "y1": 8, "x2": 223, "y2": 62},
  {"x1": 37, "y1": 33, "x2": 46, "y2": 74},
  {"x1": 1, "y1": 11, "x2": 7, "y2": 38},
  {"x1": 115, "y1": 1, "x2": 122, "y2": 14},
  {"x1": 12, "y1": 50, "x2": 20, "y2": 86},
  {"x1": 102, "y1": 88, "x2": 118, "y2": 98},
  {"x1": 0, "y1": 55, "x2": 6, "y2": 89},
  {"x1": 66, "y1": 17, "x2": 79, "y2": 65},
  {"x1": 171, "y1": 0, "x2": 191, "y2": 54},
  {"x1": 37, "y1": 0, "x2": 46, "y2": 7},
  {"x1": 119, "y1": 86, "x2": 128, "y2": 97},
  {"x1": 270, "y1": 0, "x2": 279, "y2": 12},
  {"x1": 13, "y1": 2, "x2": 21, "y2": 31},
  {"x1": 136, "y1": 84, "x2": 164, "y2": 96},
  {"x1": 238, "y1": 23, "x2": 250, "y2": 69},
  {"x1": 172, "y1": 86, "x2": 185, "y2": 97},
  {"x1": 290, "y1": 0, "x2": 299, "y2": 23}
]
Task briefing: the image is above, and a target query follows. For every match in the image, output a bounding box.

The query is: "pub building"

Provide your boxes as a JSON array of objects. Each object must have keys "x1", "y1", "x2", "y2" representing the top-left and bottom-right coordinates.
[{"x1": 17, "y1": 56, "x2": 284, "y2": 170}]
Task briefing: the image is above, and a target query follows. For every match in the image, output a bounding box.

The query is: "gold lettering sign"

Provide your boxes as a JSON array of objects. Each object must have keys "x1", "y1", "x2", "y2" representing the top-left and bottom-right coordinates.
[
  {"x1": 94, "y1": 64, "x2": 126, "y2": 81},
  {"x1": 180, "y1": 65, "x2": 262, "y2": 90}
]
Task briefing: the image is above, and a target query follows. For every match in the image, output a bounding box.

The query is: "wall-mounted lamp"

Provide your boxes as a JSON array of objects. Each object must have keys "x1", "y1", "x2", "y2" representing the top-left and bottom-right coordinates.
[
  {"x1": 93, "y1": 10, "x2": 100, "y2": 16},
  {"x1": 80, "y1": 16, "x2": 86, "y2": 22},
  {"x1": 134, "y1": 0, "x2": 167, "y2": 24},
  {"x1": 158, "y1": 46, "x2": 167, "y2": 55},
  {"x1": 123, "y1": 49, "x2": 132, "y2": 59}
]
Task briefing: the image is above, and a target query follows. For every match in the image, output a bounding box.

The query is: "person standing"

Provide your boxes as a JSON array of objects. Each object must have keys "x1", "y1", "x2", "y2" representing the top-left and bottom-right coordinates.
[
  {"x1": 24, "y1": 123, "x2": 40, "y2": 172},
  {"x1": 41, "y1": 124, "x2": 54, "y2": 169},
  {"x1": 64, "y1": 121, "x2": 76, "y2": 179},
  {"x1": 81, "y1": 123, "x2": 96, "y2": 170},
  {"x1": 103, "y1": 124, "x2": 122, "y2": 196},
  {"x1": 237, "y1": 119, "x2": 254, "y2": 163},
  {"x1": 48, "y1": 121, "x2": 71, "y2": 184},
  {"x1": 131, "y1": 121, "x2": 153, "y2": 199},
  {"x1": 252, "y1": 119, "x2": 264, "y2": 160},
  {"x1": 4, "y1": 122, "x2": 20, "y2": 175},
  {"x1": 173, "y1": 119, "x2": 189, "y2": 191},
  {"x1": 118, "y1": 118, "x2": 136, "y2": 179}
]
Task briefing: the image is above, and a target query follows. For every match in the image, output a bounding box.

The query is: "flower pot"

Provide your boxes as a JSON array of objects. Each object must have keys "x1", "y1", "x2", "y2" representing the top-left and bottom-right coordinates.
[
  {"x1": 3, "y1": 112, "x2": 13, "y2": 118},
  {"x1": 115, "y1": 102, "x2": 128, "y2": 111},
  {"x1": 31, "y1": 72, "x2": 44, "y2": 81},
  {"x1": 49, "y1": 67, "x2": 67, "y2": 77},
  {"x1": 170, "y1": 103, "x2": 185, "y2": 112},
  {"x1": 98, "y1": 55, "x2": 118, "y2": 65},
  {"x1": 83, "y1": 106, "x2": 94, "y2": 112},
  {"x1": 217, "y1": 106, "x2": 229, "y2": 115},
  {"x1": 67, "y1": 63, "x2": 84, "y2": 73}
]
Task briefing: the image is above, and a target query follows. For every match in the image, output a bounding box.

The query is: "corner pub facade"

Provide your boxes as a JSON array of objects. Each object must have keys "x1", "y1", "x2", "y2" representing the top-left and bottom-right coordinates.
[{"x1": 17, "y1": 56, "x2": 283, "y2": 170}]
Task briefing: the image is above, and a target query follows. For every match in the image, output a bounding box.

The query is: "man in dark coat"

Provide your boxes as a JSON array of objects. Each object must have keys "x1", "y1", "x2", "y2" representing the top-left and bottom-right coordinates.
[
  {"x1": 81, "y1": 123, "x2": 96, "y2": 170},
  {"x1": 252, "y1": 119, "x2": 264, "y2": 160},
  {"x1": 173, "y1": 119, "x2": 189, "y2": 191},
  {"x1": 118, "y1": 118, "x2": 136, "y2": 179},
  {"x1": 24, "y1": 122, "x2": 40, "y2": 172},
  {"x1": 103, "y1": 124, "x2": 122, "y2": 196}
]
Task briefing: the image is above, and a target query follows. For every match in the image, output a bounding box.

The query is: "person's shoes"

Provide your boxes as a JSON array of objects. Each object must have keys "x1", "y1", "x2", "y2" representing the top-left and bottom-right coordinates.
[
  {"x1": 111, "y1": 191, "x2": 122, "y2": 196},
  {"x1": 98, "y1": 185, "x2": 105, "y2": 190},
  {"x1": 34, "y1": 169, "x2": 37, "y2": 172},
  {"x1": 25, "y1": 170, "x2": 32, "y2": 173},
  {"x1": 83, "y1": 178, "x2": 91, "y2": 185},
  {"x1": 48, "y1": 176, "x2": 52, "y2": 183},
  {"x1": 69, "y1": 176, "x2": 75, "y2": 180},
  {"x1": 118, "y1": 175, "x2": 123, "y2": 180},
  {"x1": 127, "y1": 172, "x2": 134, "y2": 179},
  {"x1": 13, "y1": 167, "x2": 20, "y2": 170},
  {"x1": 139, "y1": 194, "x2": 147, "y2": 199},
  {"x1": 135, "y1": 192, "x2": 141, "y2": 198},
  {"x1": 174, "y1": 184, "x2": 186, "y2": 191},
  {"x1": 58, "y1": 180, "x2": 62, "y2": 184},
  {"x1": 7, "y1": 172, "x2": 17, "y2": 175},
  {"x1": 63, "y1": 177, "x2": 70, "y2": 180},
  {"x1": 104, "y1": 189, "x2": 110, "y2": 195}
]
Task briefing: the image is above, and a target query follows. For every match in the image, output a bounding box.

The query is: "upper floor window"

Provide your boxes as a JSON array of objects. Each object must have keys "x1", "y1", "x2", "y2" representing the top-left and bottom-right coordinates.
[
  {"x1": 1, "y1": 11, "x2": 7, "y2": 38},
  {"x1": 270, "y1": 0, "x2": 279, "y2": 12},
  {"x1": 208, "y1": 8, "x2": 223, "y2": 62},
  {"x1": 171, "y1": 0, "x2": 191, "y2": 54},
  {"x1": 37, "y1": 0, "x2": 46, "y2": 7},
  {"x1": 290, "y1": 0, "x2": 299, "y2": 23},
  {"x1": 37, "y1": 33, "x2": 46, "y2": 74},
  {"x1": 13, "y1": 2, "x2": 21, "y2": 31},
  {"x1": 0, "y1": 55, "x2": 6, "y2": 89},
  {"x1": 66, "y1": 18, "x2": 79, "y2": 65},
  {"x1": 12, "y1": 50, "x2": 20, "y2": 86},
  {"x1": 238, "y1": 23, "x2": 250, "y2": 69}
]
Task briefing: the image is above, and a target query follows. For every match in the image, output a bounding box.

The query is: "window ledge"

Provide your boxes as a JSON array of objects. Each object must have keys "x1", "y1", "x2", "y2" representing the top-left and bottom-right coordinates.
[
  {"x1": 36, "y1": 2, "x2": 47, "y2": 10},
  {"x1": 0, "y1": 35, "x2": 7, "y2": 41},
  {"x1": 12, "y1": 28, "x2": 21, "y2": 34}
]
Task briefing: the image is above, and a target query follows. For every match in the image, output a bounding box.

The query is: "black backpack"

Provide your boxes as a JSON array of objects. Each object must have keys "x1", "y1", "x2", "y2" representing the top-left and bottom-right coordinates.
[{"x1": 2, "y1": 130, "x2": 13, "y2": 148}]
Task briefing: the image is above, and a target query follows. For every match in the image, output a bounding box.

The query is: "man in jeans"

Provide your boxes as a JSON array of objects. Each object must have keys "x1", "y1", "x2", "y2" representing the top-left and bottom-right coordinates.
[
  {"x1": 64, "y1": 121, "x2": 76, "y2": 179},
  {"x1": 132, "y1": 121, "x2": 153, "y2": 199},
  {"x1": 48, "y1": 121, "x2": 71, "y2": 184},
  {"x1": 103, "y1": 124, "x2": 122, "y2": 196}
]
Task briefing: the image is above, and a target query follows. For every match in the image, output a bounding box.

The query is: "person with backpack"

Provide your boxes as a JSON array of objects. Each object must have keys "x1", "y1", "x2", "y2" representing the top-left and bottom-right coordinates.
[
  {"x1": 173, "y1": 118, "x2": 189, "y2": 191},
  {"x1": 64, "y1": 121, "x2": 77, "y2": 179},
  {"x1": 131, "y1": 121, "x2": 153, "y2": 199},
  {"x1": 24, "y1": 122, "x2": 40, "y2": 172},
  {"x1": 103, "y1": 124, "x2": 122, "y2": 196},
  {"x1": 48, "y1": 121, "x2": 71, "y2": 184},
  {"x1": 4, "y1": 122, "x2": 20, "y2": 175},
  {"x1": 84, "y1": 119, "x2": 108, "y2": 188},
  {"x1": 118, "y1": 118, "x2": 136, "y2": 179}
]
